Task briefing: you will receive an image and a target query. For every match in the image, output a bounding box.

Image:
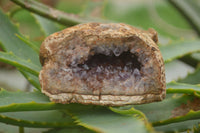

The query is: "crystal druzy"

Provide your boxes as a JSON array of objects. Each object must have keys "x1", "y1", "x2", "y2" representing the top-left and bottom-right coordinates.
[{"x1": 39, "y1": 23, "x2": 166, "y2": 106}]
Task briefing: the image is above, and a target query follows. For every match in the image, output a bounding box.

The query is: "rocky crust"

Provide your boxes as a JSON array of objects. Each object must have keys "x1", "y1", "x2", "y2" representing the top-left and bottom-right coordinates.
[{"x1": 39, "y1": 23, "x2": 166, "y2": 106}]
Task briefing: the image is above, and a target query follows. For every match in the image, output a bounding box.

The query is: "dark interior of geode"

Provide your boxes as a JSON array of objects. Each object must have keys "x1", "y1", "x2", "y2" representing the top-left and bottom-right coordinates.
[
  {"x1": 70, "y1": 45, "x2": 144, "y2": 91},
  {"x1": 75, "y1": 52, "x2": 141, "y2": 81}
]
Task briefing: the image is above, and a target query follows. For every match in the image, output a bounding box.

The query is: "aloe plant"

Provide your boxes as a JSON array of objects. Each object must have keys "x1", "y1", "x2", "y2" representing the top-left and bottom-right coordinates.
[{"x1": 0, "y1": 0, "x2": 200, "y2": 133}]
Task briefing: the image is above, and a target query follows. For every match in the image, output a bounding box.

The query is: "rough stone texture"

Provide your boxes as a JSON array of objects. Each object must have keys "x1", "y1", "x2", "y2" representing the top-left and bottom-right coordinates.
[{"x1": 39, "y1": 23, "x2": 166, "y2": 106}]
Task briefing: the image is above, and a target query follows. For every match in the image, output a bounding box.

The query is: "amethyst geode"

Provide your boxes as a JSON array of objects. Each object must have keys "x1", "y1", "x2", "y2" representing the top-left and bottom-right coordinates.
[{"x1": 39, "y1": 23, "x2": 166, "y2": 106}]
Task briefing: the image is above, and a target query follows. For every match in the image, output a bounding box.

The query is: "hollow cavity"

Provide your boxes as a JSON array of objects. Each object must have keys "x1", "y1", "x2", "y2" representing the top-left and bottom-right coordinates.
[{"x1": 71, "y1": 51, "x2": 142, "y2": 84}]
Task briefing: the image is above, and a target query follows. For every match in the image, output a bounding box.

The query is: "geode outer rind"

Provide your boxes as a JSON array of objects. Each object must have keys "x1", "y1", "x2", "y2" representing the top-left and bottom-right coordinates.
[{"x1": 39, "y1": 23, "x2": 166, "y2": 106}]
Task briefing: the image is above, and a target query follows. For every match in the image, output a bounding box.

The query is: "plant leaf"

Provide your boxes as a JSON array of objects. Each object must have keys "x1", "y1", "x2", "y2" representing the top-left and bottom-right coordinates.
[
  {"x1": 152, "y1": 110, "x2": 200, "y2": 127},
  {"x1": 0, "y1": 90, "x2": 74, "y2": 128},
  {"x1": 0, "y1": 8, "x2": 42, "y2": 89},
  {"x1": 33, "y1": 14, "x2": 60, "y2": 37},
  {"x1": 69, "y1": 105, "x2": 153, "y2": 133},
  {"x1": 0, "y1": 9, "x2": 40, "y2": 66},
  {"x1": 0, "y1": 110, "x2": 74, "y2": 128},
  {"x1": 44, "y1": 126, "x2": 95, "y2": 133},
  {"x1": 154, "y1": 119, "x2": 200, "y2": 133},
  {"x1": 19, "y1": 70, "x2": 41, "y2": 90},
  {"x1": 15, "y1": 34, "x2": 40, "y2": 54},
  {"x1": 168, "y1": 0, "x2": 200, "y2": 36},
  {"x1": 166, "y1": 81, "x2": 200, "y2": 97},
  {"x1": 120, "y1": 94, "x2": 200, "y2": 132},
  {"x1": 0, "y1": 89, "x2": 82, "y2": 113},
  {"x1": 112, "y1": 81, "x2": 200, "y2": 132},
  {"x1": 2, "y1": 82, "x2": 200, "y2": 132},
  {"x1": 0, "y1": 122, "x2": 19, "y2": 133},
  {"x1": 0, "y1": 51, "x2": 40, "y2": 76},
  {"x1": 178, "y1": 67, "x2": 200, "y2": 84},
  {"x1": 0, "y1": 90, "x2": 153, "y2": 132},
  {"x1": 104, "y1": 0, "x2": 195, "y2": 39},
  {"x1": 159, "y1": 40, "x2": 200, "y2": 63}
]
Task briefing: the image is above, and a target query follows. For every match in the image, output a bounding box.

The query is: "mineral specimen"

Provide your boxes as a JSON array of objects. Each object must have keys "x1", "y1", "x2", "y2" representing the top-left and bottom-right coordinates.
[{"x1": 39, "y1": 23, "x2": 166, "y2": 106}]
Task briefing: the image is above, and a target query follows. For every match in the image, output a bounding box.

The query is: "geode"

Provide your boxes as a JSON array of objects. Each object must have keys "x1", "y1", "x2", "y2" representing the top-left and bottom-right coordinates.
[{"x1": 39, "y1": 23, "x2": 166, "y2": 106}]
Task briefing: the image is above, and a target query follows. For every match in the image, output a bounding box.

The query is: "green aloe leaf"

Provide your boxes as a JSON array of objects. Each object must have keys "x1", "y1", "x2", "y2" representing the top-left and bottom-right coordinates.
[
  {"x1": 44, "y1": 126, "x2": 95, "y2": 133},
  {"x1": 0, "y1": 89, "x2": 47, "y2": 105},
  {"x1": 1, "y1": 82, "x2": 200, "y2": 132},
  {"x1": 0, "y1": 8, "x2": 41, "y2": 89},
  {"x1": 112, "y1": 81, "x2": 200, "y2": 132},
  {"x1": 0, "y1": 122, "x2": 19, "y2": 133},
  {"x1": 120, "y1": 94, "x2": 200, "y2": 132},
  {"x1": 178, "y1": 67, "x2": 200, "y2": 84},
  {"x1": 0, "y1": 89, "x2": 84, "y2": 113},
  {"x1": 0, "y1": 89, "x2": 153, "y2": 132},
  {"x1": 166, "y1": 81, "x2": 200, "y2": 97},
  {"x1": 0, "y1": 111, "x2": 74, "y2": 128},
  {"x1": 33, "y1": 14, "x2": 60, "y2": 37},
  {"x1": 159, "y1": 40, "x2": 200, "y2": 63},
  {"x1": 0, "y1": 9, "x2": 40, "y2": 66},
  {"x1": 119, "y1": 94, "x2": 190, "y2": 123},
  {"x1": 0, "y1": 89, "x2": 74, "y2": 128},
  {"x1": 104, "y1": 0, "x2": 195, "y2": 39},
  {"x1": 0, "y1": 51, "x2": 40, "y2": 76},
  {"x1": 20, "y1": 70, "x2": 41, "y2": 90},
  {"x1": 0, "y1": 89, "x2": 60, "y2": 112},
  {"x1": 168, "y1": 0, "x2": 200, "y2": 36},
  {"x1": 15, "y1": 34, "x2": 40, "y2": 54},
  {"x1": 154, "y1": 119, "x2": 200, "y2": 133},
  {"x1": 68, "y1": 105, "x2": 154, "y2": 133}
]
